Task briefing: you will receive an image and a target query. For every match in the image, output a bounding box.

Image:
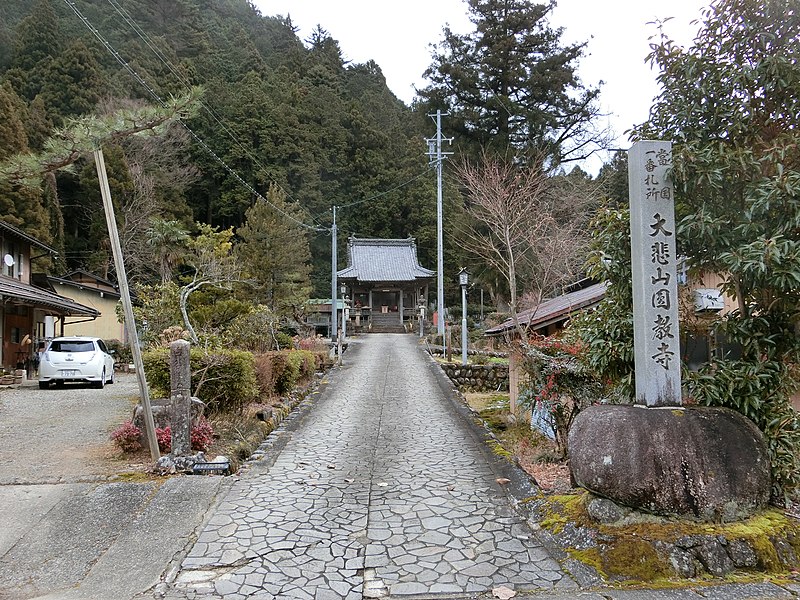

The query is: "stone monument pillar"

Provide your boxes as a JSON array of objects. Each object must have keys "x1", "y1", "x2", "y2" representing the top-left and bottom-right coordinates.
[
  {"x1": 170, "y1": 339, "x2": 192, "y2": 456},
  {"x1": 629, "y1": 141, "x2": 681, "y2": 406},
  {"x1": 567, "y1": 141, "x2": 770, "y2": 521}
]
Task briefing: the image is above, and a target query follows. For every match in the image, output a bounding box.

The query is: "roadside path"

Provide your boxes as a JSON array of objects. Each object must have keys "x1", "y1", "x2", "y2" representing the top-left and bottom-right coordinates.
[
  {"x1": 0, "y1": 375, "x2": 225, "y2": 600},
  {"x1": 161, "y1": 334, "x2": 570, "y2": 599}
]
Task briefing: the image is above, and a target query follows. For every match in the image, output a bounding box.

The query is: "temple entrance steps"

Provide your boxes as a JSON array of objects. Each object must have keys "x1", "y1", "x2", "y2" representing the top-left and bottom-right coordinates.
[{"x1": 368, "y1": 312, "x2": 407, "y2": 333}]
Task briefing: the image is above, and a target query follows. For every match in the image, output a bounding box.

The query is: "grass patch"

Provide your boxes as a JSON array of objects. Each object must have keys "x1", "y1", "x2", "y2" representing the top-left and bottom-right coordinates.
[
  {"x1": 539, "y1": 492, "x2": 591, "y2": 532},
  {"x1": 113, "y1": 471, "x2": 156, "y2": 483},
  {"x1": 485, "y1": 356, "x2": 509, "y2": 365},
  {"x1": 464, "y1": 392, "x2": 568, "y2": 488},
  {"x1": 207, "y1": 410, "x2": 275, "y2": 472},
  {"x1": 464, "y1": 391, "x2": 509, "y2": 412}
]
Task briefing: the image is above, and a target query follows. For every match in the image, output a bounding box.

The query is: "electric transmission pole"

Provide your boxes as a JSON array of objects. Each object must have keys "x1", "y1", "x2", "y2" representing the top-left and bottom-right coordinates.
[
  {"x1": 426, "y1": 110, "x2": 453, "y2": 338},
  {"x1": 331, "y1": 206, "x2": 338, "y2": 344}
]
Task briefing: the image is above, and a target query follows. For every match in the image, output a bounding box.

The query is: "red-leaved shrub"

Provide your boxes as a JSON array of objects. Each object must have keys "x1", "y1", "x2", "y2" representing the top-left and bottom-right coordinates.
[
  {"x1": 191, "y1": 417, "x2": 214, "y2": 452},
  {"x1": 111, "y1": 420, "x2": 142, "y2": 453},
  {"x1": 154, "y1": 420, "x2": 215, "y2": 454},
  {"x1": 156, "y1": 426, "x2": 172, "y2": 453}
]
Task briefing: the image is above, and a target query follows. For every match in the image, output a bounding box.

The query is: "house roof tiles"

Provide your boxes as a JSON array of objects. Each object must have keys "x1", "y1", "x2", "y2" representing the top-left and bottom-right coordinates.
[
  {"x1": 0, "y1": 277, "x2": 99, "y2": 317},
  {"x1": 484, "y1": 282, "x2": 608, "y2": 337},
  {"x1": 337, "y1": 238, "x2": 434, "y2": 283},
  {"x1": 0, "y1": 221, "x2": 56, "y2": 254}
]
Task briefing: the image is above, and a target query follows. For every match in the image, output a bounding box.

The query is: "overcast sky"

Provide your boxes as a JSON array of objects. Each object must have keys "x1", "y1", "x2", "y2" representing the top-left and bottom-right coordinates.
[{"x1": 253, "y1": 0, "x2": 709, "y2": 173}]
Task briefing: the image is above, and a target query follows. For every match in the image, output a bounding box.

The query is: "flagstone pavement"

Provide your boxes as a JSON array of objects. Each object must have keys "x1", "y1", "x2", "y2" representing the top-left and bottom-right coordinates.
[{"x1": 154, "y1": 333, "x2": 572, "y2": 599}]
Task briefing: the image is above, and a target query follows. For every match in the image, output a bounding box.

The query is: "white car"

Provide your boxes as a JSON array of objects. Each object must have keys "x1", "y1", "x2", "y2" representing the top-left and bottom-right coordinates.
[{"x1": 38, "y1": 336, "x2": 116, "y2": 389}]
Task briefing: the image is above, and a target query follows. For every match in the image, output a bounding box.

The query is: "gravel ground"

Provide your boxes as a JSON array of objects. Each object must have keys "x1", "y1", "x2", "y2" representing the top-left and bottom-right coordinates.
[{"x1": 0, "y1": 373, "x2": 141, "y2": 484}]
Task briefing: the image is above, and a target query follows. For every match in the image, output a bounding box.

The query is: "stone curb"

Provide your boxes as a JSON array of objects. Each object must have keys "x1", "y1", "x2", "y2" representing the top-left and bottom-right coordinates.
[{"x1": 235, "y1": 343, "x2": 351, "y2": 477}]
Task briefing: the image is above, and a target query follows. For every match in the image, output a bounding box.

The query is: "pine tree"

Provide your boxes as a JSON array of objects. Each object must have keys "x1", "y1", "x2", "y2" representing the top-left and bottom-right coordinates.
[
  {"x1": 236, "y1": 184, "x2": 312, "y2": 315},
  {"x1": 419, "y1": 0, "x2": 602, "y2": 166}
]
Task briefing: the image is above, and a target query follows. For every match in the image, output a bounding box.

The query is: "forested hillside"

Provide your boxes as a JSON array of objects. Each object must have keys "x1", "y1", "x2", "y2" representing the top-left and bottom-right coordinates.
[{"x1": 0, "y1": 0, "x2": 440, "y2": 294}]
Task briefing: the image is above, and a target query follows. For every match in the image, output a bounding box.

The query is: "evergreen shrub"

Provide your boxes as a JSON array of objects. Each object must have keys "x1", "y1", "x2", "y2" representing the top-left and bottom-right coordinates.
[{"x1": 142, "y1": 347, "x2": 258, "y2": 413}]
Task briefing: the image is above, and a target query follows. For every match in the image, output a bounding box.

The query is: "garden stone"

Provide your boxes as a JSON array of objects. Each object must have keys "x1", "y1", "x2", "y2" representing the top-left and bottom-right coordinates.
[
  {"x1": 675, "y1": 535, "x2": 704, "y2": 550},
  {"x1": 563, "y1": 557, "x2": 602, "y2": 587},
  {"x1": 727, "y1": 538, "x2": 758, "y2": 568},
  {"x1": 255, "y1": 408, "x2": 272, "y2": 422},
  {"x1": 156, "y1": 455, "x2": 176, "y2": 474},
  {"x1": 569, "y1": 404, "x2": 770, "y2": 520},
  {"x1": 587, "y1": 497, "x2": 630, "y2": 524},
  {"x1": 173, "y1": 452, "x2": 205, "y2": 473},
  {"x1": 771, "y1": 536, "x2": 798, "y2": 566},
  {"x1": 669, "y1": 547, "x2": 697, "y2": 578},
  {"x1": 132, "y1": 397, "x2": 206, "y2": 439},
  {"x1": 696, "y1": 538, "x2": 735, "y2": 576}
]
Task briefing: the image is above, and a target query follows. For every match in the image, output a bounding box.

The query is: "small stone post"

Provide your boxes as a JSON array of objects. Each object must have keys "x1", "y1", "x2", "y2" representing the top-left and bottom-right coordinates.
[
  {"x1": 170, "y1": 339, "x2": 192, "y2": 456},
  {"x1": 446, "y1": 324, "x2": 453, "y2": 363},
  {"x1": 629, "y1": 140, "x2": 682, "y2": 406},
  {"x1": 509, "y1": 349, "x2": 520, "y2": 416}
]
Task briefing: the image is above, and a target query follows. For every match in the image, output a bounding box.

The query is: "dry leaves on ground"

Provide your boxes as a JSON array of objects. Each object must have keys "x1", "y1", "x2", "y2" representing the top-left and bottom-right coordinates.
[{"x1": 523, "y1": 461, "x2": 572, "y2": 492}]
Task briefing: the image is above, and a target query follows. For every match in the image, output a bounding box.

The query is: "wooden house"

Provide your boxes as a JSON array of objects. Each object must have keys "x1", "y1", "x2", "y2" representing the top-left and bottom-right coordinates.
[{"x1": 0, "y1": 222, "x2": 98, "y2": 371}]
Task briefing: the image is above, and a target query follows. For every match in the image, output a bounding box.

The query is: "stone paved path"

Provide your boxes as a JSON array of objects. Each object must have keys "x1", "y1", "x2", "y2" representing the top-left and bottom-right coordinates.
[{"x1": 162, "y1": 334, "x2": 571, "y2": 599}]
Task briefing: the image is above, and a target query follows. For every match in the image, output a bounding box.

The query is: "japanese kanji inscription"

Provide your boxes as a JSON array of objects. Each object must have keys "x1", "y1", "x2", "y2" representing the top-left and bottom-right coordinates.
[{"x1": 629, "y1": 141, "x2": 682, "y2": 406}]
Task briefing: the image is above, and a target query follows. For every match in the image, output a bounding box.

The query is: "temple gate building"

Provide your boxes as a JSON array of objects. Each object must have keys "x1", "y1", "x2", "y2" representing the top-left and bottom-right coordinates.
[{"x1": 337, "y1": 237, "x2": 434, "y2": 333}]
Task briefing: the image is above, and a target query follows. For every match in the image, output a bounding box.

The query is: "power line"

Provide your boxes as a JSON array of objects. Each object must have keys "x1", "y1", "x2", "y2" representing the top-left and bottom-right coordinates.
[
  {"x1": 68, "y1": 0, "x2": 437, "y2": 239},
  {"x1": 336, "y1": 167, "x2": 435, "y2": 211},
  {"x1": 104, "y1": 0, "x2": 437, "y2": 234},
  {"x1": 309, "y1": 166, "x2": 435, "y2": 228},
  {"x1": 103, "y1": 0, "x2": 303, "y2": 208},
  {"x1": 62, "y1": 0, "x2": 326, "y2": 234}
]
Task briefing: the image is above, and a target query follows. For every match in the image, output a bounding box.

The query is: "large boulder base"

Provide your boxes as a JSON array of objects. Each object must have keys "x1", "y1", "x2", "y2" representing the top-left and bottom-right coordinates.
[{"x1": 569, "y1": 405, "x2": 770, "y2": 521}]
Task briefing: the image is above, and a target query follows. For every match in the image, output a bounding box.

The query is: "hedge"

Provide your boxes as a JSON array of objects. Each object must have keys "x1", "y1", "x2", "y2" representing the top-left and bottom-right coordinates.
[
  {"x1": 253, "y1": 349, "x2": 318, "y2": 397},
  {"x1": 143, "y1": 347, "x2": 258, "y2": 413}
]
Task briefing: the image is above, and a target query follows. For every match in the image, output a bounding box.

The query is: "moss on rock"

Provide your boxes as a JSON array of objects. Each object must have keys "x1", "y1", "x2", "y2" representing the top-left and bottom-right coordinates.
[{"x1": 537, "y1": 493, "x2": 800, "y2": 583}]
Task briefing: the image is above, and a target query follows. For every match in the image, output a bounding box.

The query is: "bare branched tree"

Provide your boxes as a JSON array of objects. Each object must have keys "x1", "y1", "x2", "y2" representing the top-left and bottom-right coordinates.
[{"x1": 453, "y1": 151, "x2": 594, "y2": 339}]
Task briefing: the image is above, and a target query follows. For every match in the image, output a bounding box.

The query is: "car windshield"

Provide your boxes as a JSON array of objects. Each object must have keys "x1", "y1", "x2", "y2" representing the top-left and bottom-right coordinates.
[{"x1": 49, "y1": 340, "x2": 95, "y2": 353}]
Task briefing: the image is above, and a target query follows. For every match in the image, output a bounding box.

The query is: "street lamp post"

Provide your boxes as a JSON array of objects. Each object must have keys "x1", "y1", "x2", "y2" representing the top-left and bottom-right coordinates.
[
  {"x1": 459, "y1": 268, "x2": 469, "y2": 366},
  {"x1": 340, "y1": 283, "x2": 347, "y2": 341}
]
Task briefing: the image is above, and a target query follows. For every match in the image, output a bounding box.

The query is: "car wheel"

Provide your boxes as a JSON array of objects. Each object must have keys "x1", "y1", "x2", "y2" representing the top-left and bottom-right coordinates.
[
  {"x1": 108, "y1": 369, "x2": 115, "y2": 384},
  {"x1": 38, "y1": 381, "x2": 49, "y2": 390},
  {"x1": 93, "y1": 370, "x2": 106, "y2": 389}
]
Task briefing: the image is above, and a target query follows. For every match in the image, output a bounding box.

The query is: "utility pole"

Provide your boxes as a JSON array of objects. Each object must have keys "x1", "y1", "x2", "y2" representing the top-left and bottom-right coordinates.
[
  {"x1": 94, "y1": 147, "x2": 159, "y2": 461},
  {"x1": 426, "y1": 111, "x2": 453, "y2": 338},
  {"x1": 331, "y1": 206, "x2": 338, "y2": 346}
]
